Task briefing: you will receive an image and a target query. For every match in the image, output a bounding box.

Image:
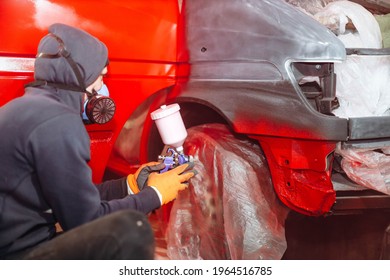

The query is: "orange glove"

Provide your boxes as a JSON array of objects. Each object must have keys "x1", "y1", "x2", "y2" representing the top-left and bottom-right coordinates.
[
  {"x1": 127, "y1": 161, "x2": 165, "y2": 194},
  {"x1": 127, "y1": 173, "x2": 139, "y2": 194},
  {"x1": 147, "y1": 162, "x2": 196, "y2": 205}
]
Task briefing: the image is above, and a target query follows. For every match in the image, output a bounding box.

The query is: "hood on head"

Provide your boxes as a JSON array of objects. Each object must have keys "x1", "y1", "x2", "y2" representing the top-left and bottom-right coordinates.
[{"x1": 34, "y1": 23, "x2": 108, "y2": 90}]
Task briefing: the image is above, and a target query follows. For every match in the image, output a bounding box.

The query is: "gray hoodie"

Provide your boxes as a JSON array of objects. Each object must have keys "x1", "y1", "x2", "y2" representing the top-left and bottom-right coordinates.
[{"x1": 0, "y1": 24, "x2": 159, "y2": 257}]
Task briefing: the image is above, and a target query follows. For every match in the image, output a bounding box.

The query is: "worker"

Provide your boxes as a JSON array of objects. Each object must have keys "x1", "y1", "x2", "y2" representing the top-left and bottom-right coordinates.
[{"x1": 0, "y1": 23, "x2": 195, "y2": 259}]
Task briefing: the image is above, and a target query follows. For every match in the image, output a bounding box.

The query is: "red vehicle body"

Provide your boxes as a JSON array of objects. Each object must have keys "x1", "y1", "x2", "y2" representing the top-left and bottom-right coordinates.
[
  {"x1": 0, "y1": 0, "x2": 187, "y2": 181},
  {"x1": 1, "y1": 0, "x2": 390, "y2": 221}
]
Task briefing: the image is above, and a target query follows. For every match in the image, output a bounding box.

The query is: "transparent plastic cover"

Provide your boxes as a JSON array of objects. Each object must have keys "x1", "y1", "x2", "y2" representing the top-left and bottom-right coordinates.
[{"x1": 165, "y1": 124, "x2": 290, "y2": 259}]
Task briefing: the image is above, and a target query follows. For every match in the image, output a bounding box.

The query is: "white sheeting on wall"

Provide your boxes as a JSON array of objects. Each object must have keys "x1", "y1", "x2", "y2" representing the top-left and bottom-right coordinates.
[{"x1": 314, "y1": 1, "x2": 390, "y2": 118}]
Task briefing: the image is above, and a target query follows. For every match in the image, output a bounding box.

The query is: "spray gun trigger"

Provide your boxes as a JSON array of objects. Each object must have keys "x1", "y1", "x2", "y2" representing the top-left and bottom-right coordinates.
[{"x1": 158, "y1": 146, "x2": 192, "y2": 173}]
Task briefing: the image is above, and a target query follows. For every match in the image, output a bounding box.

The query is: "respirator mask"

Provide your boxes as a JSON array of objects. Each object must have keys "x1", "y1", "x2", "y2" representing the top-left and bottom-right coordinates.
[
  {"x1": 25, "y1": 34, "x2": 116, "y2": 124},
  {"x1": 82, "y1": 83, "x2": 115, "y2": 124}
]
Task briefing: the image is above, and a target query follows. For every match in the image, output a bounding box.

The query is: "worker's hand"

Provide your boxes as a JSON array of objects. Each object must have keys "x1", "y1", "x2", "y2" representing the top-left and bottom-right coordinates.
[
  {"x1": 127, "y1": 162, "x2": 165, "y2": 194},
  {"x1": 147, "y1": 162, "x2": 196, "y2": 205}
]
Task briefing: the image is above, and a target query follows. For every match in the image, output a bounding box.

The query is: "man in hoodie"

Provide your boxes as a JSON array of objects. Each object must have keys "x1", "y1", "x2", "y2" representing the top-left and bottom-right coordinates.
[{"x1": 0, "y1": 23, "x2": 195, "y2": 259}]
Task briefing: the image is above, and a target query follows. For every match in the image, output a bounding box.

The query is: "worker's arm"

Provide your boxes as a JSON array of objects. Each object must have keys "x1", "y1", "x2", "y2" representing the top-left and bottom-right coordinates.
[{"x1": 31, "y1": 114, "x2": 160, "y2": 231}]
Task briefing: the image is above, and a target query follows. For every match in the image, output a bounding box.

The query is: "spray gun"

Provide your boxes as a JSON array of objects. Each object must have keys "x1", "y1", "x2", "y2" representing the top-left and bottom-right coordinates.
[{"x1": 150, "y1": 103, "x2": 193, "y2": 173}]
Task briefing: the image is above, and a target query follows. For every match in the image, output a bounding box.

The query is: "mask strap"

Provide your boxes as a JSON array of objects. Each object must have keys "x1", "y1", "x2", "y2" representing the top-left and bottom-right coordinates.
[{"x1": 35, "y1": 34, "x2": 86, "y2": 90}]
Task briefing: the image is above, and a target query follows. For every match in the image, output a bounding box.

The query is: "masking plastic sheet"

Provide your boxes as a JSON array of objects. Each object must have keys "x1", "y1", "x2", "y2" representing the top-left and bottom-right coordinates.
[
  {"x1": 165, "y1": 124, "x2": 289, "y2": 260},
  {"x1": 336, "y1": 144, "x2": 390, "y2": 195}
]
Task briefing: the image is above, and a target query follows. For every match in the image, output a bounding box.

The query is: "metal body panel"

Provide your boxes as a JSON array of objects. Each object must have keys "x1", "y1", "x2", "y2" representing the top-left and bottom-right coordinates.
[
  {"x1": 349, "y1": 116, "x2": 390, "y2": 140},
  {"x1": 185, "y1": 0, "x2": 346, "y2": 80},
  {"x1": 174, "y1": 0, "x2": 388, "y2": 215},
  {"x1": 179, "y1": 80, "x2": 348, "y2": 141}
]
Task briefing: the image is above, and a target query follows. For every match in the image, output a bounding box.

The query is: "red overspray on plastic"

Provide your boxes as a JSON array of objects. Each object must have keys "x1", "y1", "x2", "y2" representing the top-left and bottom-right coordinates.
[{"x1": 166, "y1": 124, "x2": 289, "y2": 259}]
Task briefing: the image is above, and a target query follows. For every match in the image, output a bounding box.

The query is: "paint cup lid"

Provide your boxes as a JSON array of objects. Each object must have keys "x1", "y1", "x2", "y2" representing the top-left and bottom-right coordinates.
[{"x1": 150, "y1": 103, "x2": 180, "y2": 120}]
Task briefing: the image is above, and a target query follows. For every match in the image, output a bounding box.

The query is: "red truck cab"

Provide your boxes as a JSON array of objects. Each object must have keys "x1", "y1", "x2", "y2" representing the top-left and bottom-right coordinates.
[{"x1": 0, "y1": 0, "x2": 186, "y2": 182}]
